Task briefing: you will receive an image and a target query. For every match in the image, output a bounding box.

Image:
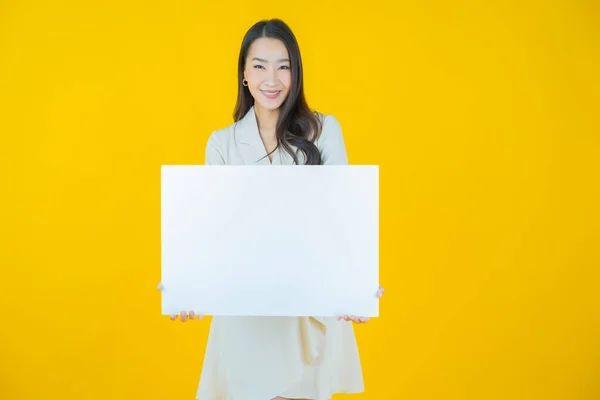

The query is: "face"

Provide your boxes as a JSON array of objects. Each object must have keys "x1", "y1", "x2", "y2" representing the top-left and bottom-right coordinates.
[{"x1": 243, "y1": 37, "x2": 292, "y2": 111}]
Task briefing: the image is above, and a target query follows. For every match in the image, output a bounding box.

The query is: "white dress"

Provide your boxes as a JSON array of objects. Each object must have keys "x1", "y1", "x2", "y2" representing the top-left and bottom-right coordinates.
[{"x1": 196, "y1": 106, "x2": 364, "y2": 400}]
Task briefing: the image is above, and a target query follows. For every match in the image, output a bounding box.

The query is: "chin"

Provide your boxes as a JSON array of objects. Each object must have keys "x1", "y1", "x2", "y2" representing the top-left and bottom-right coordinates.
[
  {"x1": 253, "y1": 93, "x2": 289, "y2": 111},
  {"x1": 258, "y1": 102, "x2": 283, "y2": 111}
]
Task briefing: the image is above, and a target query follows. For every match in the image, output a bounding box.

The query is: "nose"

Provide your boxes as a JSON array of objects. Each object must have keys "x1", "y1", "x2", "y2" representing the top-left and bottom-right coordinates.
[{"x1": 265, "y1": 67, "x2": 278, "y2": 86}]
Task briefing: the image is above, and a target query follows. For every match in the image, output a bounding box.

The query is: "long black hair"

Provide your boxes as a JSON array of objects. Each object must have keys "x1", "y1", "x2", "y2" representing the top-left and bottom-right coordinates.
[{"x1": 233, "y1": 18, "x2": 323, "y2": 165}]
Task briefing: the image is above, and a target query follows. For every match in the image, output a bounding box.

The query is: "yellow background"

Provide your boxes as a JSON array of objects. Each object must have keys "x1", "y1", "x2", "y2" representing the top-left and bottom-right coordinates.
[{"x1": 1, "y1": 1, "x2": 599, "y2": 399}]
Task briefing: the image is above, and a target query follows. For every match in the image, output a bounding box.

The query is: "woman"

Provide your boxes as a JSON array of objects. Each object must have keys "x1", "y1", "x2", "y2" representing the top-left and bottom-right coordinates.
[{"x1": 159, "y1": 18, "x2": 384, "y2": 400}]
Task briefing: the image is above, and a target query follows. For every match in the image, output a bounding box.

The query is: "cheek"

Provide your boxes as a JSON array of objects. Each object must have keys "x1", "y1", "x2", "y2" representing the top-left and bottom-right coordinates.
[
  {"x1": 281, "y1": 72, "x2": 292, "y2": 89},
  {"x1": 247, "y1": 69, "x2": 261, "y2": 85}
]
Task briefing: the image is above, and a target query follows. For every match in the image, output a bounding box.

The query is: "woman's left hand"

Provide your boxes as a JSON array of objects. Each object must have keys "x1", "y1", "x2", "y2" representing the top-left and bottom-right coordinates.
[{"x1": 337, "y1": 285, "x2": 384, "y2": 324}]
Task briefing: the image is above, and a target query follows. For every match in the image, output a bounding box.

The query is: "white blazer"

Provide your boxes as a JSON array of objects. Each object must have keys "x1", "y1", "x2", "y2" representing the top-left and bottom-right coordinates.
[
  {"x1": 204, "y1": 105, "x2": 349, "y2": 166},
  {"x1": 196, "y1": 106, "x2": 364, "y2": 400}
]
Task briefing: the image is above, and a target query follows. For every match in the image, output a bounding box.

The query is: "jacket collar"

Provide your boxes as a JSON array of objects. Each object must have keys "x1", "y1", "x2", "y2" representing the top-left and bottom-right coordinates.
[
  {"x1": 234, "y1": 105, "x2": 296, "y2": 165},
  {"x1": 236, "y1": 105, "x2": 261, "y2": 146}
]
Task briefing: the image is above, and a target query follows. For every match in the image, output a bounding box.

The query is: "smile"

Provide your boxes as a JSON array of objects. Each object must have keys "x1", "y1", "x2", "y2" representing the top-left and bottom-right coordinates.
[{"x1": 261, "y1": 90, "x2": 281, "y2": 99}]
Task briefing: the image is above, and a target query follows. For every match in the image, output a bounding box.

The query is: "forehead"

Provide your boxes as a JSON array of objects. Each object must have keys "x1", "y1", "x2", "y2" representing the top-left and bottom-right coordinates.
[{"x1": 247, "y1": 37, "x2": 289, "y2": 61}]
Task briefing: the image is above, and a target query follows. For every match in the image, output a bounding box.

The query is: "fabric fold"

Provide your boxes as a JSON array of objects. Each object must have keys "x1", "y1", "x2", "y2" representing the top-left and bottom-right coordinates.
[{"x1": 299, "y1": 316, "x2": 327, "y2": 364}]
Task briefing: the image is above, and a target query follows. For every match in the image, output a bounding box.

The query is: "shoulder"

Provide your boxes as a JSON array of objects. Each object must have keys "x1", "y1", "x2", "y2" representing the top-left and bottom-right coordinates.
[
  {"x1": 313, "y1": 111, "x2": 348, "y2": 165},
  {"x1": 313, "y1": 111, "x2": 344, "y2": 145},
  {"x1": 207, "y1": 120, "x2": 238, "y2": 147},
  {"x1": 204, "y1": 119, "x2": 240, "y2": 165},
  {"x1": 205, "y1": 118, "x2": 247, "y2": 160}
]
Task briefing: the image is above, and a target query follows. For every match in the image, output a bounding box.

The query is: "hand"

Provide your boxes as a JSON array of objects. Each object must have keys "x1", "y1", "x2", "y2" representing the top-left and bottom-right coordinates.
[
  {"x1": 337, "y1": 285, "x2": 385, "y2": 324},
  {"x1": 157, "y1": 282, "x2": 204, "y2": 322}
]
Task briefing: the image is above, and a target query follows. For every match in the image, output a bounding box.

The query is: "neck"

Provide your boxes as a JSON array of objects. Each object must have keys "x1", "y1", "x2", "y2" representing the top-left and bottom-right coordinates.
[{"x1": 254, "y1": 104, "x2": 279, "y2": 139}]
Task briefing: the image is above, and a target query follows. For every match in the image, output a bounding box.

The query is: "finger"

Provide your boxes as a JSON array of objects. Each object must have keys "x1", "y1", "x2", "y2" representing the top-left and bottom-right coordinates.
[
  {"x1": 169, "y1": 314, "x2": 177, "y2": 320},
  {"x1": 180, "y1": 311, "x2": 188, "y2": 322},
  {"x1": 377, "y1": 286, "x2": 384, "y2": 298},
  {"x1": 197, "y1": 314, "x2": 204, "y2": 320},
  {"x1": 343, "y1": 315, "x2": 350, "y2": 321},
  {"x1": 189, "y1": 310, "x2": 196, "y2": 320},
  {"x1": 157, "y1": 282, "x2": 164, "y2": 291},
  {"x1": 336, "y1": 316, "x2": 343, "y2": 321}
]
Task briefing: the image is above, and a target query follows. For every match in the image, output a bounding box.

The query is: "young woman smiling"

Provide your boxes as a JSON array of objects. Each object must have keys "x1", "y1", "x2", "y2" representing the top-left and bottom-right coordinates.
[{"x1": 158, "y1": 18, "x2": 384, "y2": 400}]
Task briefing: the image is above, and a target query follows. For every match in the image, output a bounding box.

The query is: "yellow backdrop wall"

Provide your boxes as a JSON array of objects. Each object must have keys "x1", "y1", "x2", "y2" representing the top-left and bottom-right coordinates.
[{"x1": 1, "y1": 1, "x2": 599, "y2": 399}]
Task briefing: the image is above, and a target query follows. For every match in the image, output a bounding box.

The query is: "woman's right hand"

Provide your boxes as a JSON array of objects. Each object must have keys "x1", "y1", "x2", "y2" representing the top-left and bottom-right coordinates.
[{"x1": 157, "y1": 282, "x2": 204, "y2": 322}]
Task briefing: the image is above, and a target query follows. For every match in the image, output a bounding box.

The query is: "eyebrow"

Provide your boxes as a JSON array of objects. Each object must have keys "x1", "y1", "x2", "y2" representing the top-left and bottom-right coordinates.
[{"x1": 252, "y1": 57, "x2": 290, "y2": 63}]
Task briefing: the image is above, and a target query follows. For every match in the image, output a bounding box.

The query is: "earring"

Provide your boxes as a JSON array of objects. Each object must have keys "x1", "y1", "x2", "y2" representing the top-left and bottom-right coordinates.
[{"x1": 242, "y1": 79, "x2": 248, "y2": 86}]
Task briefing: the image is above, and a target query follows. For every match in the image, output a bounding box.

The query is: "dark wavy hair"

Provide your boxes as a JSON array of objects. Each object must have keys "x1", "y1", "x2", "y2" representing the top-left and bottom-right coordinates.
[{"x1": 233, "y1": 18, "x2": 323, "y2": 165}]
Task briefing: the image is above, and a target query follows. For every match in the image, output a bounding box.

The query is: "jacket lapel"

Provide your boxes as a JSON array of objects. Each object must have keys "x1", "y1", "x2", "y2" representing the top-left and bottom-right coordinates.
[
  {"x1": 235, "y1": 106, "x2": 273, "y2": 165},
  {"x1": 235, "y1": 106, "x2": 297, "y2": 165}
]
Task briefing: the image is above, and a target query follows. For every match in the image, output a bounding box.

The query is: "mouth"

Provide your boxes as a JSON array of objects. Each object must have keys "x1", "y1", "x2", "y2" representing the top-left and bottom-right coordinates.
[{"x1": 261, "y1": 90, "x2": 282, "y2": 100}]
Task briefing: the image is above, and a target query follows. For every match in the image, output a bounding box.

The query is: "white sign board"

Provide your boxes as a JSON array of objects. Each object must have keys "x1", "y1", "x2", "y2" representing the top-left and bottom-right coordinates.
[{"x1": 161, "y1": 165, "x2": 379, "y2": 317}]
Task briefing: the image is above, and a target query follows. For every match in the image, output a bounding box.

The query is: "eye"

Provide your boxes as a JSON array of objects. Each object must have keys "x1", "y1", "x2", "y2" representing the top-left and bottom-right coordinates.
[
  {"x1": 280, "y1": 65, "x2": 290, "y2": 70},
  {"x1": 253, "y1": 65, "x2": 264, "y2": 69}
]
